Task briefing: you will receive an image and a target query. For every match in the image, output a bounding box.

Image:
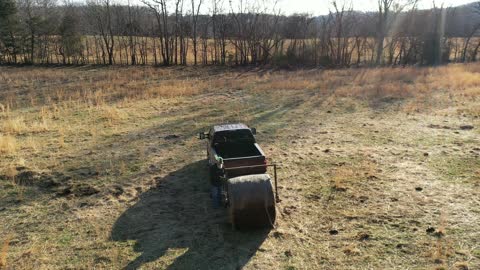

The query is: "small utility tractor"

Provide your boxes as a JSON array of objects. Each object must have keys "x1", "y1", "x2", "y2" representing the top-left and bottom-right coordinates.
[{"x1": 199, "y1": 123, "x2": 279, "y2": 229}]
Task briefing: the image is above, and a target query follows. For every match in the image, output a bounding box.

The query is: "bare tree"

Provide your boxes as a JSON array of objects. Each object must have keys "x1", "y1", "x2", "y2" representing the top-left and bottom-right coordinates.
[
  {"x1": 461, "y1": 2, "x2": 480, "y2": 62},
  {"x1": 58, "y1": 2, "x2": 83, "y2": 64},
  {"x1": 191, "y1": 0, "x2": 203, "y2": 65},
  {"x1": 142, "y1": 0, "x2": 172, "y2": 65},
  {"x1": 374, "y1": 0, "x2": 416, "y2": 65},
  {"x1": 329, "y1": 0, "x2": 354, "y2": 66},
  {"x1": 87, "y1": 0, "x2": 116, "y2": 65}
]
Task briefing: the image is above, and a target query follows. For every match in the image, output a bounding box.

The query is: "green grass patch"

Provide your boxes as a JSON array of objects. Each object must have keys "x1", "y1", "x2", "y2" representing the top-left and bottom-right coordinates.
[{"x1": 429, "y1": 156, "x2": 480, "y2": 184}]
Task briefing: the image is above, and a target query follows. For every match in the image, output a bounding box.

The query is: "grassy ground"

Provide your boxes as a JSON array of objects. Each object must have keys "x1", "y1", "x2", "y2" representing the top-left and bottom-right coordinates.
[{"x1": 0, "y1": 64, "x2": 479, "y2": 270}]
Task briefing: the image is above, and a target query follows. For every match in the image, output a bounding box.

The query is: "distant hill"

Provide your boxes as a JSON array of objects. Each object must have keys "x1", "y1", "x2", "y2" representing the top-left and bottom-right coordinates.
[
  {"x1": 311, "y1": 1, "x2": 480, "y2": 37},
  {"x1": 445, "y1": 2, "x2": 480, "y2": 37}
]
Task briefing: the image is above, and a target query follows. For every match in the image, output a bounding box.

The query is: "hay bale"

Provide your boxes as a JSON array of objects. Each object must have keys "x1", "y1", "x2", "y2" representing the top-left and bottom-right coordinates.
[{"x1": 227, "y1": 174, "x2": 276, "y2": 229}]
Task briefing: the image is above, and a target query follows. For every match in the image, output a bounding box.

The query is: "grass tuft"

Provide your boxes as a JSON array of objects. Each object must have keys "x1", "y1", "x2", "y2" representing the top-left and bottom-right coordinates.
[
  {"x1": 99, "y1": 105, "x2": 127, "y2": 124},
  {"x1": 0, "y1": 236, "x2": 10, "y2": 269},
  {"x1": 2, "y1": 117, "x2": 26, "y2": 134},
  {"x1": 0, "y1": 135, "x2": 16, "y2": 155}
]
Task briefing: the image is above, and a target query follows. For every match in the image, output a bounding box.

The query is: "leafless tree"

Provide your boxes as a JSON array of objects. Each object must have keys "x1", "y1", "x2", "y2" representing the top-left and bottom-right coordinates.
[
  {"x1": 142, "y1": 0, "x2": 172, "y2": 65},
  {"x1": 461, "y1": 2, "x2": 480, "y2": 62},
  {"x1": 375, "y1": 0, "x2": 417, "y2": 65},
  {"x1": 87, "y1": 0, "x2": 116, "y2": 65},
  {"x1": 190, "y1": 0, "x2": 203, "y2": 65}
]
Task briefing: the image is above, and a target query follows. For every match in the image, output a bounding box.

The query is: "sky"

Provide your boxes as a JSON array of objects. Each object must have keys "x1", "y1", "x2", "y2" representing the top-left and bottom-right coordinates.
[
  {"x1": 277, "y1": 0, "x2": 476, "y2": 15},
  {"x1": 120, "y1": 0, "x2": 477, "y2": 15}
]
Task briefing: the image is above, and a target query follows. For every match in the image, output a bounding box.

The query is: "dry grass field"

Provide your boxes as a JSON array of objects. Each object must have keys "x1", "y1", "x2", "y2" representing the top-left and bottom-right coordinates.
[{"x1": 0, "y1": 64, "x2": 479, "y2": 270}]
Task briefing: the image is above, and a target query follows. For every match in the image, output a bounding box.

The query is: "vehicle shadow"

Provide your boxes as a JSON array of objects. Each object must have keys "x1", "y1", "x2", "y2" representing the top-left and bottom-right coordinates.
[{"x1": 111, "y1": 160, "x2": 271, "y2": 270}]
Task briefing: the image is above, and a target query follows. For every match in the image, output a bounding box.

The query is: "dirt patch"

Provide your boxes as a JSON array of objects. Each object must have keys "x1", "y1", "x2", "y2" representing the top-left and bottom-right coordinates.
[
  {"x1": 14, "y1": 171, "x2": 39, "y2": 186},
  {"x1": 69, "y1": 167, "x2": 99, "y2": 178},
  {"x1": 9, "y1": 169, "x2": 69, "y2": 189},
  {"x1": 164, "y1": 134, "x2": 180, "y2": 140},
  {"x1": 459, "y1": 125, "x2": 474, "y2": 130},
  {"x1": 108, "y1": 185, "x2": 124, "y2": 197},
  {"x1": 72, "y1": 184, "x2": 100, "y2": 197},
  {"x1": 56, "y1": 183, "x2": 100, "y2": 197},
  {"x1": 428, "y1": 124, "x2": 452, "y2": 130}
]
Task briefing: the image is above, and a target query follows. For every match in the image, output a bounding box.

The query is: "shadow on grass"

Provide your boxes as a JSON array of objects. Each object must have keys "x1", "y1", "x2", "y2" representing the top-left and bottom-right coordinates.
[{"x1": 111, "y1": 160, "x2": 270, "y2": 270}]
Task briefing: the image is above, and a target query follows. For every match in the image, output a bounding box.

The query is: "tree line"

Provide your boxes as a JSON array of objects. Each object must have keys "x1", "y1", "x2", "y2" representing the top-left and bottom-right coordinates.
[{"x1": 0, "y1": 0, "x2": 479, "y2": 67}]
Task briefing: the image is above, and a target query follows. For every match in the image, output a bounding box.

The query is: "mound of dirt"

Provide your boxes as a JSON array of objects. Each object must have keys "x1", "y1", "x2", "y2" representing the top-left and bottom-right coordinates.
[
  {"x1": 109, "y1": 185, "x2": 124, "y2": 197},
  {"x1": 11, "y1": 168, "x2": 69, "y2": 189},
  {"x1": 55, "y1": 183, "x2": 100, "y2": 197},
  {"x1": 15, "y1": 171, "x2": 40, "y2": 186}
]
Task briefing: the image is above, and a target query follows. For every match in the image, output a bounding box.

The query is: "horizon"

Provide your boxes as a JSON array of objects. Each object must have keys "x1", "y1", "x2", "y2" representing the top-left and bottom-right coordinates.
[
  {"x1": 98, "y1": 0, "x2": 479, "y2": 15},
  {"x1": 279, "y1": 0, "x2": 476, "y2": 15}
]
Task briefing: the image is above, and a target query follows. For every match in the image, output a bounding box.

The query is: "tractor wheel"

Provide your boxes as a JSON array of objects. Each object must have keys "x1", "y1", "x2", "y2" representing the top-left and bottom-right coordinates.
[{"x1": 227, "y1": 174, "x2": 276, "y2": 230}]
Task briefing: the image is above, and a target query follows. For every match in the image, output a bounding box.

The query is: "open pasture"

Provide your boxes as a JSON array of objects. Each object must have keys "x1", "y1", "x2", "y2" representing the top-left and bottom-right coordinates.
[{"x1": 0, "y1": 64, "x2": 479, "y2": 269}]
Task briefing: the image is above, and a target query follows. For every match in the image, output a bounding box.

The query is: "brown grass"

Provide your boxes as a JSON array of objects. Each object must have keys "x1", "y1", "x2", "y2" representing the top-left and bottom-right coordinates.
[
  {"x1": 57, "y1": 128, "x2": 65, "y2": 148},
  {"x1": 2, "y1": 117, "x2": 26, "y2": 134},
  {"x1": 454, "y1": 262, "x2": 470, "y2": 270},
  {"x1": 0, "y1": 135, "x2": 16, "y2": 155},
  {"x1": 0, "y1": 63, "x2": 479, "y2": 269},
  {"x1": 331, "y1": 167, "x2": 353, "y2": 192},
  {"x1": 99, "y1": 105, "x2": 127, "y2": 125},
  {"x1": 4, "y1": 164, "x2": 18, "y2": 181},
  {"x1": 1, "y1": 64, "x2": 479, "y2": 113},
  {"x1": 0, "y1": 236, "x2": 10, "y2": 269}
]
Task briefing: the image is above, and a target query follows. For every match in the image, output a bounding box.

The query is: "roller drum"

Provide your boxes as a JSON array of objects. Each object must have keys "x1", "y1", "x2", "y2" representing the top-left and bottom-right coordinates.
[{"x1": 227, "y1": 174, "x2": 276, "y2": 229}]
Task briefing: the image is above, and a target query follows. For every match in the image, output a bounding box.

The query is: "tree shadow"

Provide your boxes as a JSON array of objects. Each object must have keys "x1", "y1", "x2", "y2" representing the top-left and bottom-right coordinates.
[{"x1": 111, "y1": 160, "x2": 271, "y2": 270}]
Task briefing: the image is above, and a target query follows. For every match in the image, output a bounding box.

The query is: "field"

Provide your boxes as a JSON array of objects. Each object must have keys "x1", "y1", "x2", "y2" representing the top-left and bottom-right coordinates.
[{"x1": 0, "y1": 64, "x2": 480, "y2": 269}]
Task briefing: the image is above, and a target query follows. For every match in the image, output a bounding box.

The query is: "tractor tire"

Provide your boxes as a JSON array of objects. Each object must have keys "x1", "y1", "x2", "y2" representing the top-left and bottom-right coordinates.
[{"x1": 227, "y1": 174, "x2": 276, "y2": 230}]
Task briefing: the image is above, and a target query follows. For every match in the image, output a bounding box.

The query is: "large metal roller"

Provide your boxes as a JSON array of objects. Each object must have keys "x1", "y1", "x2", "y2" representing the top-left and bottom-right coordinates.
[{"x1": 227, "y1": 174, "x2": 276, "y2": 229}]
